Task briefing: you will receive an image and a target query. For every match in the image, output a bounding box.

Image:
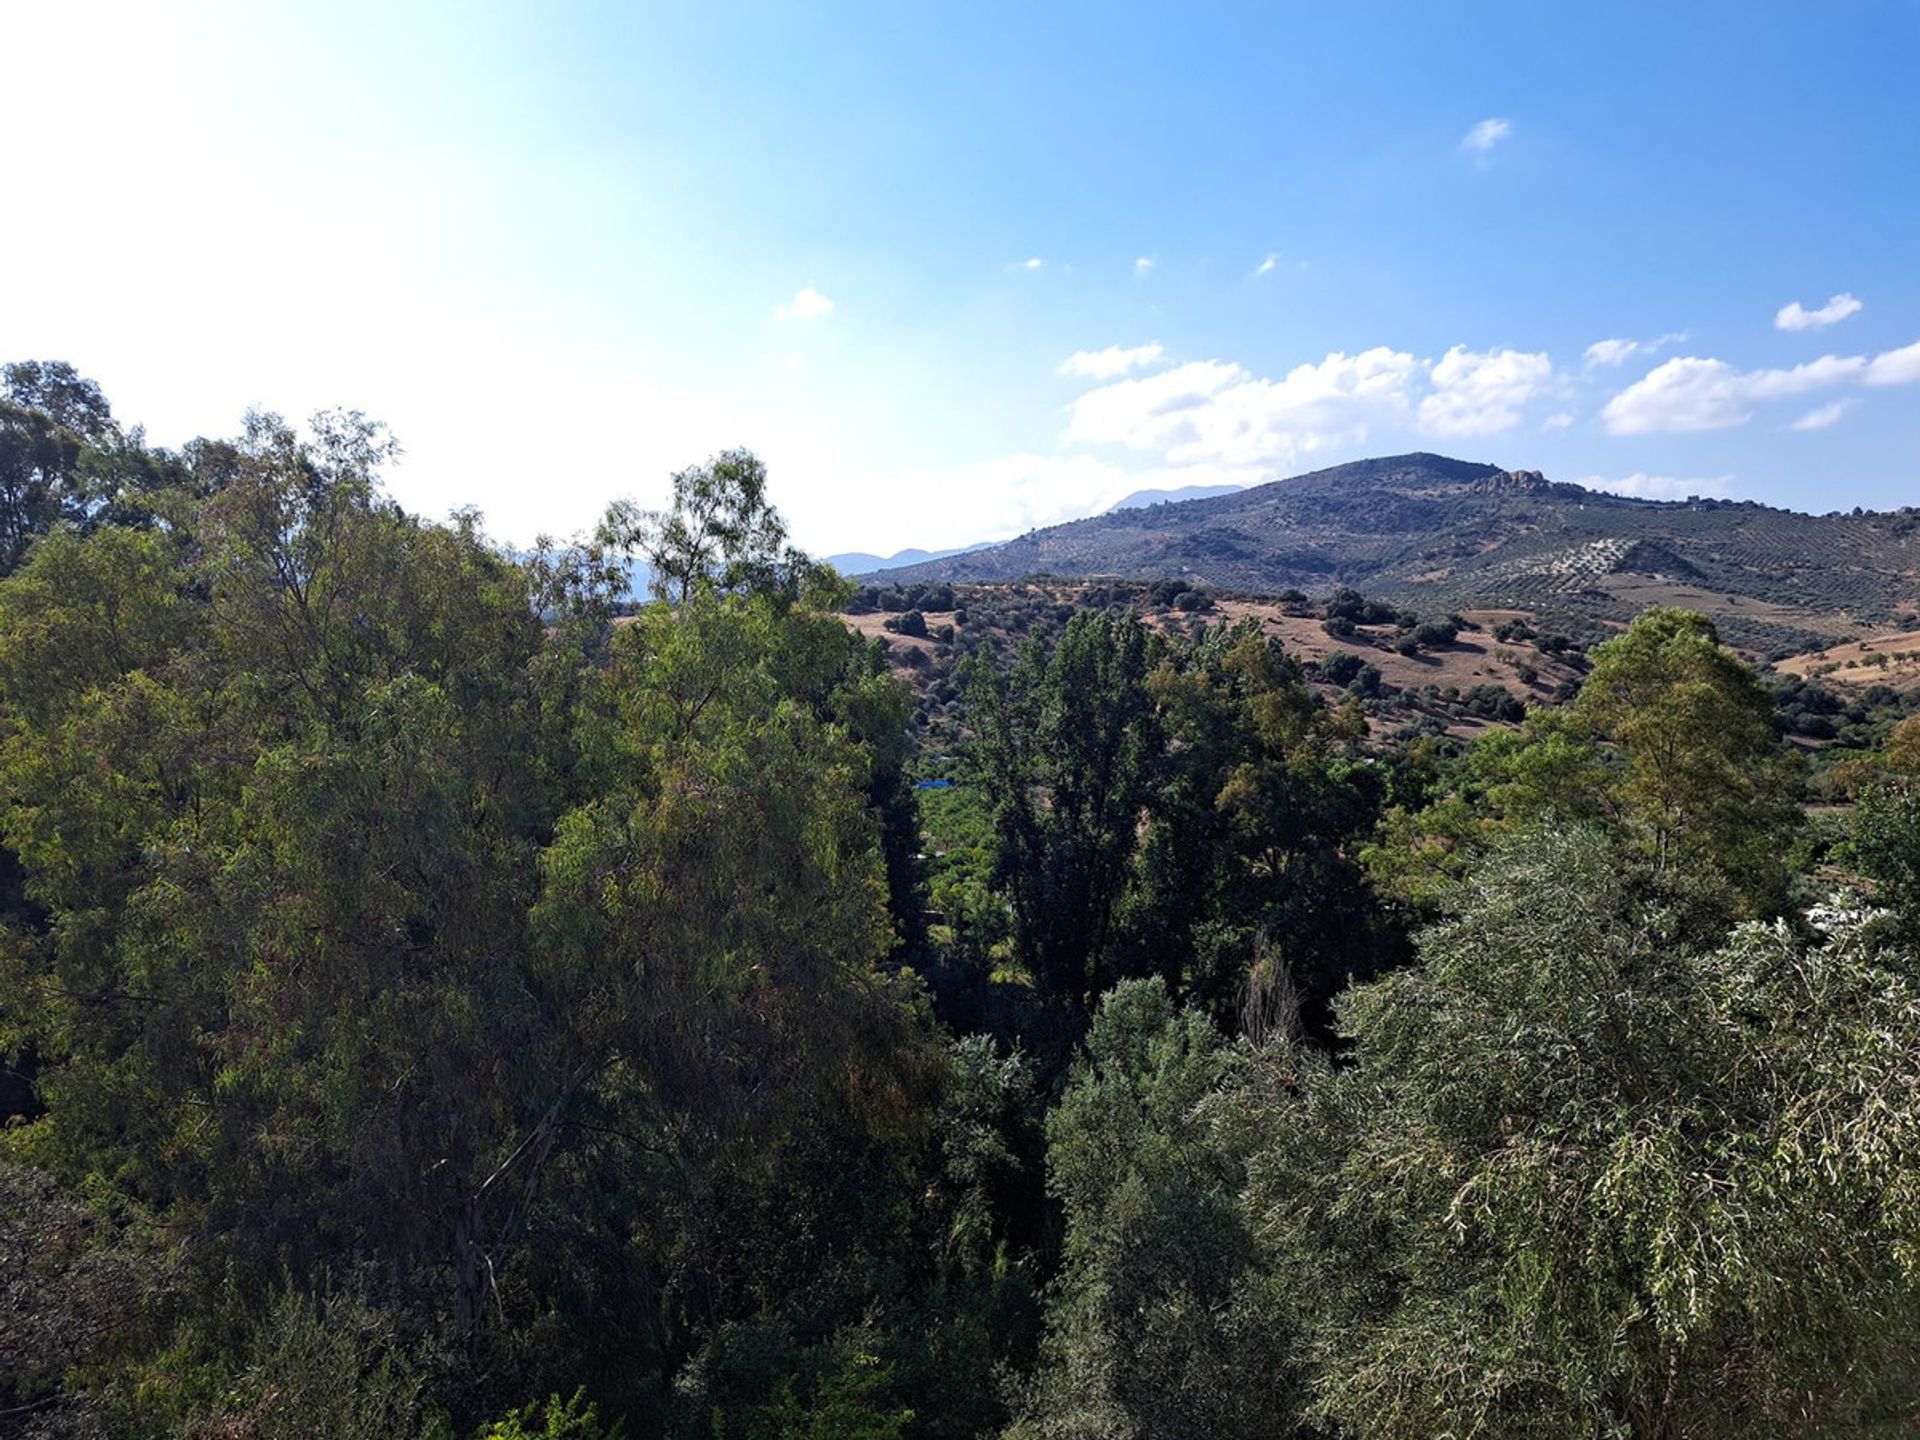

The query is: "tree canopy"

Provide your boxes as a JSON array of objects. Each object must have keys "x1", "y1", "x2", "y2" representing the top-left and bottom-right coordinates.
[{"x1": 5, "y1": 364, "x2": 1919, "y2": 1440}]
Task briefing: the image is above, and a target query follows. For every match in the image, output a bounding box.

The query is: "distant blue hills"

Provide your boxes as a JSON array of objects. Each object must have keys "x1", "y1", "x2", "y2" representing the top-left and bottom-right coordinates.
[
  {"x1": 822, "y1": 543, "x2": 992, "y2": 578},
  {"x1": 1101, "y1": 482, "x2": 1248, "y2": 512},
  {"x1": 525, "y1": 482, "x2": 1244, "y2": 594},
  {"x1": 828, "y1": 486, "x2": 1247, "y2": 578}
]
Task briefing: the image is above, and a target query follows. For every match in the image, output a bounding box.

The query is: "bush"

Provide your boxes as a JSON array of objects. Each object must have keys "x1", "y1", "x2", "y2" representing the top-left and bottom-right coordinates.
[
  {"x1": 1346, "y1": 663, "x2": 1384, "y2": 699},
  {"x1": 1324, "y1": 588, "x2": 1397, "y2": 625},
  {"x1": 1319, "y1": 651, "x2": 1366, "y2": 686},
  {"x1": 187, "y1": 1289, "x2": 443, "y2": 1440},
  {"x1": 885, "y1": 609, "x2": 929, "y2": 638},
  {"x1": 1461, "y1": 684, "x2": 1525, "y2": 723},
  {"x1": 1147, "y1": 578, "x2": 1192, "y2": 609},
  {"x1": 481, "y1": 1390, "x2": 621, "y2": 1440}
]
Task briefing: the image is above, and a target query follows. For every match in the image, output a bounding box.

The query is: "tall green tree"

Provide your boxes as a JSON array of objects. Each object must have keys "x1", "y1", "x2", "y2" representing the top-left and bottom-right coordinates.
[
  {"x1": 1365, "y1": 609, "x2": 1798, "y2": 925},
  {"x1": 970, "y1": 612, "x2": 1161, "y2": 1014},
  {"x1": 0, "y1": 361, "x2": 113, "y2": 572},
  {"x1": 1837, "y1": 715, "x2": 1920, "y2": 944},
  {"x1": 1251, "y1": 827, "x2": 1920, "y2": 1438},
  {"x1": 1013, "y1": 979, "x2": 1296, "y2": 1440},
  {"x1": 604, "y1": 447, "x2": 827, "y2": 605},
  {"x1": 1571, "y1": 607, "x2": 1798, "y2": 912},
  {"x1": 1118, "y1": 620, "x2": 1388, "y2": 1032},
  {"x1": 0, "y1": 422, "x2": 934, "y2": 1432}
]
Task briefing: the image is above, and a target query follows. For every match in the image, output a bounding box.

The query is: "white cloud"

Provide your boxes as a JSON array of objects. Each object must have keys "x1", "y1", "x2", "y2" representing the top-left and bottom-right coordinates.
[
  {"x1": 1776, "y1": 292, "x2": 1862, "y2": 331},
  {"x1": 1418, "y1": 345, "x2": 1553, "y2": 436},
  {"x1": 866, "y1": 454, "x2": 1269, "y2": 549},
  {"x1": 1057, "y1": 343, "x2": 1167, "y2": 380},
  {"x1": 1866, "y1": 339, "x2": 1920, "y2": 386},
  {"x1": 1601, "y1": 354, "x2": 1861, "y2": 433},
  {"x1": 1254, "y1": 253, "x2": 1279, "y2": 277},
  {"x1": 775, "y1": 285, "x2": 834, "y2": 321},
  {"x1": 1585, "y1": 338, "x2": 1640, "y2": 367},
  {"x1": 1064, "y1": 348, "x2": 1420, "y2": 467},
  {"x1": 1584, "y1": 332, "x2": 1687, "y2": 368},
  {"x1": 1544, "y1": 411, "x2": 1575, "y2": 430},
  {"x1": 1021, "y1": 257, "x2": 1043, "y2": 270},
  {"x1": 1603, "y1": 340, "x2": 1920, "y2": 433},
  {"x1": 1580, "y1": 472, "x2": 1735, "y2": 501},
  {"x1": 1134, "y1": 255, "x2": 1154, "y2": 275},
  {"x1": 1791, "y1": 399, "x2": 1851, "y2": 431},
  {"x1": 1461, "y1": 118, "x2": 1512, "y2": 154}
]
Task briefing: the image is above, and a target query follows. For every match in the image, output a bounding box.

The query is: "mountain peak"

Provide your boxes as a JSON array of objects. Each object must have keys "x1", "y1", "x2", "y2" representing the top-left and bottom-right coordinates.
[
  {"x1": 1468, "y1": 468, "x2": 1554, "y2": 496},
  {"x1": 861, "y1": 452, "x2": 1920, "y2": 657}
]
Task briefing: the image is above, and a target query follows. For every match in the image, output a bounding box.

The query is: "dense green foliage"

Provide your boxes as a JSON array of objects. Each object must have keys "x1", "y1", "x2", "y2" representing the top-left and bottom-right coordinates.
[{"x1": 6, "y1": 368, "x2": 1920, "y2": 1439}]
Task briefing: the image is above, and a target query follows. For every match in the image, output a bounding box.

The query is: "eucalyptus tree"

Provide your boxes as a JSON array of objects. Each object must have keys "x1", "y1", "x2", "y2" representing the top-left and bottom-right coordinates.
[
  {"x1": 1013, "y1": 979, "x2": 1297, "y2": 1440},
  {"x1": 1251, "y1": 827, "x2": 1920, "y2": 1438},
  {"x1": 0, "y1": 422, "x2": 934, "y2": 1430}
]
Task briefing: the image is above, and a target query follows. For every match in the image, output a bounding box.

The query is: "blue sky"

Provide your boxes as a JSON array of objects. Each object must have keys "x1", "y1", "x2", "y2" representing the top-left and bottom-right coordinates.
[{"x1": 5, "y1": 1, "x2": 1916, "y2": 554}]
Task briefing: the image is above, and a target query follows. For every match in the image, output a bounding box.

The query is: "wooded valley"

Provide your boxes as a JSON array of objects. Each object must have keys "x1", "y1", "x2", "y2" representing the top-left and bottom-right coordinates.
[{"x1": 6, "y1": 366, "x2": 1920, "y2": 1438}]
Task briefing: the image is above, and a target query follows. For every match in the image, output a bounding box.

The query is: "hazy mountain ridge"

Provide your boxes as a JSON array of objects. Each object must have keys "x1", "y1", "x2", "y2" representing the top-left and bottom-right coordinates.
[
  {"x1": 825, "y1": 542, "x2": 990, "y2": 575},
  {"x1": 867, "y1": 453, "x2": 1920, "y2": 655},
  {"x1": 1102, "y1": 481, "x2": 1248, "y2": 512}
]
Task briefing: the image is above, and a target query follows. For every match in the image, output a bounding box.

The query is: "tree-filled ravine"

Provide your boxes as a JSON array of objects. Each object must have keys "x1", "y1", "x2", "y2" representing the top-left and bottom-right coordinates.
[{"x1": 6, "y1": 364, "x2": 1920, "y2": 1438}]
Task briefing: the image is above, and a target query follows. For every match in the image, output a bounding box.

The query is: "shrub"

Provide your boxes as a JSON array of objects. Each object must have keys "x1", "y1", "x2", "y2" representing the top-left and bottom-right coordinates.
[
  {"x1": 1326, "y1": 587, "x2": 1400, "y2": 626},
  {"x1": 481, "y1": 1389, "x2": 621, "y2": 1440},
  {"x1": 1346, "y1": 663, "x2": 1384, "y2": 699},
  {"x1": 1319, "y1": 651, "x2": 1366, "y2": 687}
]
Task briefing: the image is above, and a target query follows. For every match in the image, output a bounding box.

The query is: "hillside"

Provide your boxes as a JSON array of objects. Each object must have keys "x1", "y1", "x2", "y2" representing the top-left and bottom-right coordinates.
[
  {"x1": 870, "y1": 453, "x2": 1920, "y2": 657},
  {"x1": 1103, "y1": 481, "x2": 1246, "y2": 512}
]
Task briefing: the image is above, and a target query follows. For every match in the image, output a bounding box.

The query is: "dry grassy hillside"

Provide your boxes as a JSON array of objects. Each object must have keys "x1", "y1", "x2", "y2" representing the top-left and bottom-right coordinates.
[
  {"x1": 840, "y1": 578, "x2": 1590, "y2": 743},
  {"x1": 866, "y1": 453, "x2": 1920, "y2": 660}
]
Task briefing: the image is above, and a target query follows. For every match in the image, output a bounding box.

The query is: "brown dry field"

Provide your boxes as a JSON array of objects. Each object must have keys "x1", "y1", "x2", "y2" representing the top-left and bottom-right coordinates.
[
  {"x1": 1594, "y1": 576, "x2": 1860, "y2": 640},
  {"x1": 839, "y1": 609, "x2": 951, "y2": 657},
  {"x1": 1776, "y1": 629, "x2": 1920, "y2": 690},
  {"x1": 1209, "y1": 600, "x2": 1584, "y2": 703},
  {"x1": 837, "y1": 593, "x2": 1585, "y2": 745}
]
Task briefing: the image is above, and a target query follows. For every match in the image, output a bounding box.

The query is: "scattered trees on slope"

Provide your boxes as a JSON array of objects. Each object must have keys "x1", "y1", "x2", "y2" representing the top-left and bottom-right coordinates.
[{"x1": 6, "y1": 363, "x2": 1920, "y2": 1440}]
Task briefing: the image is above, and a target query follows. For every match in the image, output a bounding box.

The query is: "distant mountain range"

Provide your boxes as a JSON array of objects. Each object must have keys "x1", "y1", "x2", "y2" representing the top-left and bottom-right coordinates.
[
  {"x1": 579, "y1": 544, "x2": 987, "y2": 597},
  {"x1": 1102, "y1": 482, "x2": 1247, "y2": 512},
  {"x1": 865, "y1": 453, "x2": 1920, "y2": 657},
  {"x1": 824, "y1": 543, "x2": 990, "y2": 576}
]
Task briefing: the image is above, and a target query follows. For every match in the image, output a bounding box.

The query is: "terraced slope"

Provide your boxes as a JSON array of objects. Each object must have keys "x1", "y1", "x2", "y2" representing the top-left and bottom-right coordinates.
[{"x1": 870, "y1": 453, "x2": 1920, "y2": 655}]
